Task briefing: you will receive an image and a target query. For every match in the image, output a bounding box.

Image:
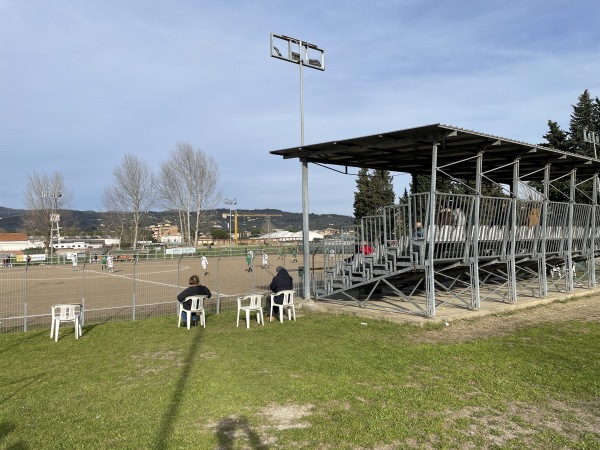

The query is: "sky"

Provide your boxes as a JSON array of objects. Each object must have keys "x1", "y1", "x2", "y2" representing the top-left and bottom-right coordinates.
[{"x1": 1, "y1": 0, "x2": 600, "y2": 216}]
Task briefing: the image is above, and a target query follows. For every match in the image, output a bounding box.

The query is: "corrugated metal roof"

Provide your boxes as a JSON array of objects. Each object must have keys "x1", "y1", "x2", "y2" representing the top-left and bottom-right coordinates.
[
  {"x1": 270, "y1": 124, "x2": 599, "y2": 184},
  {"x1": 0, "y1": 233, "x2": 28, "y2": 242}
]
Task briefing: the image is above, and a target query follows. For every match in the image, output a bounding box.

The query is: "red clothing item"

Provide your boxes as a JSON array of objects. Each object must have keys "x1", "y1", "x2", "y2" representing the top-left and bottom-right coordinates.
[{"x1": 362, "y1": 245, "x2": 374, "y2": 255}]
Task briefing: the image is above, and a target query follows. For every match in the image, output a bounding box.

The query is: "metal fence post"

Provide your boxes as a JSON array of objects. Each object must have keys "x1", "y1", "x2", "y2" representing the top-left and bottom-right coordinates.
[
  {"x1": 132, "y1": 258, "x2": 137, "y2": 321},
  {"x1": 216, "y1": 252, "x2": 223, "y2": 314},
  {"x1": 81, "y1": 261, "x2": 86, "y2": 326},
  {"x1": 24, "y1": 259, "x2": 29, "y2": 332}
]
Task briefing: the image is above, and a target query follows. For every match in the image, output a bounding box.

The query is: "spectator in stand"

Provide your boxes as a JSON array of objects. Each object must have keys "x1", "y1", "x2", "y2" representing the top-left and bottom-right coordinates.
[{"x1": 412, "y1": 221, "x2": 424, "y2": 238}]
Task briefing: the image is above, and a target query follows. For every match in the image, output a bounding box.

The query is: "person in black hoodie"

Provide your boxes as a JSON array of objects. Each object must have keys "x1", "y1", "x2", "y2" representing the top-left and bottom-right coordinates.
[
  {"x1": 177, "y1": 274, "x2": 211, "y2": 326},
  {"x1": 267, "y1": 266, "x2": 293, "y2": 321}
]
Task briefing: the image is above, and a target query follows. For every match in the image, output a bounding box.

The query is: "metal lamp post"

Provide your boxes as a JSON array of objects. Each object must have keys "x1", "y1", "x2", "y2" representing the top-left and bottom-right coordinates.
[
  {"x1": 224, "y1": 198, "x2": 237, "y2": 254},
  {"x1": 270, "y1": 33, "x2": 325, "y2": 300}
]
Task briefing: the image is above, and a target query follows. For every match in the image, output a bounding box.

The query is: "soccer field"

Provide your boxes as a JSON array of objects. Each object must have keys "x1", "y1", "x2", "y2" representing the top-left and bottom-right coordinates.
[{"x1": 0, "y1": 253, "x2": 305, "y2": 333}]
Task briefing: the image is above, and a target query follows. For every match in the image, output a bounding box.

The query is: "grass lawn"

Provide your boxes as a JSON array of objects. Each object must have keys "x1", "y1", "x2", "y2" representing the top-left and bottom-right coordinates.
[{"x1": 1, "y1": 299, "x2": 599, "y2": 449}]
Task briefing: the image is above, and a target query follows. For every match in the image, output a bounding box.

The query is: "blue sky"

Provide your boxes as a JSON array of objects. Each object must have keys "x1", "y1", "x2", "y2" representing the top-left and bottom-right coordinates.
[{"x1": 1, "y1": 0, "x2": 599, "y2": 216}]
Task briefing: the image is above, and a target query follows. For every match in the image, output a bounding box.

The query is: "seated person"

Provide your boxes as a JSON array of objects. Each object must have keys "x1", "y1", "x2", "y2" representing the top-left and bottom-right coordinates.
[
  {"x1": 412, "y1": 221, "x2": 425, "y2": 261},
  {"x1": 412, "y1": 221, "x2": 423, "y2": 238},
  {"x1": 177, "y1": 274, "x2": 211, "y2": 326},
  {"x1": 266, "y1": 266, "x2": 293, "y2": 321}
]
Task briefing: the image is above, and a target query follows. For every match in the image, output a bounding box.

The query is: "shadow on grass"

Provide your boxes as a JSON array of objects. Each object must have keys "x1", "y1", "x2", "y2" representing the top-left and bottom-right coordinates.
[
  {"x1": 216, "y1": 416, "x2": 268, "y2": 450},
  {"x1": 0, "y1": 421, "x2": 28, "y2": 449},
  {"x1": 0, "y1": 331, "x2": 42, "y2": 356},
  {"x1": 0, "y1": 373, "x2": 45, "y2": 407},
  {"x1": 154, "y1": 326, "x2": 205, "y2": 450}
]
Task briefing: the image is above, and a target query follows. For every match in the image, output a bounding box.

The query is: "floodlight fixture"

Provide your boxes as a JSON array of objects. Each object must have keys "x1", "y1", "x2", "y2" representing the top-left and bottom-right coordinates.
[
  {"x1": 270, "y1": 33, "x2": 325, "y2": 71},
  {"x1": 584, "y1": 129, "x2": 600, "y2": 158}
]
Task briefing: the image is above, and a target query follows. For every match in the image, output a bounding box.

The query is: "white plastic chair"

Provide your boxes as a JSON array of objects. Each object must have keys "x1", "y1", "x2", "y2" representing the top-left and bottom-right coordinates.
[
  {"x1": 50, "y1": 304, "x2": 82, "y2": 341},
  {"x1": 236, "y1": 294, "x2": 264, "y2": 328},
  {"x1": 269, "y1": 290, "x2": 296, "y2": 323},
  {"x1": 178, "y1": 295, "x2": 206, "y2": 330}
]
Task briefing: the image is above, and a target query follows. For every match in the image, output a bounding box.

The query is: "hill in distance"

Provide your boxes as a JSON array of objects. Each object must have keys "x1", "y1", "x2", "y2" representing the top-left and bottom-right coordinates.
[{"x1": 0, "y1": 206, "x2": 354, "y2": 234}]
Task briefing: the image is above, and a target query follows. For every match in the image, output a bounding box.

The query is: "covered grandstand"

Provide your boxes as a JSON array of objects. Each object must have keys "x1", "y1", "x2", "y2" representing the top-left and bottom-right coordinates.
[{"x1": 271, "y1": 124, "x2": 600, "y2": 317}]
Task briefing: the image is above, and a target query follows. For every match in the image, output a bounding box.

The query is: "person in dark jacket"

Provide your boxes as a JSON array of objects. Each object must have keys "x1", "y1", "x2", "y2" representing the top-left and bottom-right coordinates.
[
  {"x1": 177, "y1": 274, "x2": 211, "y2": 326},
  {"x1": 267, "y1": 266, "x2": 293, "y2": 321}
]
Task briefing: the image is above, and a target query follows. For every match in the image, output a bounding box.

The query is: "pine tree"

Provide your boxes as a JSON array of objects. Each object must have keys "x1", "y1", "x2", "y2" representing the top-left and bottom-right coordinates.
[
  {"x1": 534, "y1": 120, "x2": 571, "y2": 201},
  {"x1": 541, "y1": 89, "x2": 600, "y2": 203},
  {"x1": 542, "y1": 120, "x2": 570, "y2": 151},
  {"x1": 569, "y1": 89, "x2": 596, "y2": 158}
]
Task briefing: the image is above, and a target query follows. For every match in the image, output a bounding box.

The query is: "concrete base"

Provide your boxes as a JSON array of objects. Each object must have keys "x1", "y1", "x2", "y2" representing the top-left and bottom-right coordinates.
[{"x1": 307, "y1": 287, "x2": 600, "y2": 326}]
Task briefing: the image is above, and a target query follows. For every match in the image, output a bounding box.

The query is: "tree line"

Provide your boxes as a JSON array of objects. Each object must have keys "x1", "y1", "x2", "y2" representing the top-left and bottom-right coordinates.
[
  {"x1": 24, "y1": 142, "x2": 220, "y2": 250},
  {"x1": 353, "y1": 89, "x2": 600, "y2": 222}
]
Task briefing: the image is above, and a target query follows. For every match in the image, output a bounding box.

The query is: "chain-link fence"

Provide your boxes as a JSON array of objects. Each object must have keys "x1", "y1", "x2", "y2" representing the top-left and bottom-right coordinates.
[{"x1": 0, "y1": 249, "x2": 309, "y2": 333}]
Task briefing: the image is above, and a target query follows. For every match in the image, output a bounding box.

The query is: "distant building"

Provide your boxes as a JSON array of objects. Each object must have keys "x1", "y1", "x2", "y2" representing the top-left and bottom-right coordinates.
[
  {"x1": 150, "y1": 222, "x2": 182, "y2": 244},
  {"x1": 160, "y1": 234, "x2": 183, "y2": 244},
  {"x1": 315, "y1": 227, "x2": 339, "y2": 236},
  {"x1": 0, "y1": 233, "x2": 44, "y2": 252},
  {"x1": 254, "y1": 230, "x2": 324, "y2": 243},
  {"x1": 51, "y1": 237, "x2": 120, "y2": 250},
  {"x1": 52, "y1": 240, "x2": 104, "y2": 250}
]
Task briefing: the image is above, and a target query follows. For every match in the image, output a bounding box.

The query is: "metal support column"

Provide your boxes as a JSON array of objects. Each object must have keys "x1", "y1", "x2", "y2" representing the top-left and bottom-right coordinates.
[
  {"x1": 590, "y1": 174, "x2": 598, "y2": 287},
  {"x1": 471, "y1": 151, "x2": 483, "y2": 309},
  {"x1": 539, "y1": 164, "x2": 550, "y2": 296},
  {"x1": 508, "y1": 159, "x2": 519, "y2": 302},
  {"x1": 426, "y1": 139, "x2": 438, "y2": 317},
  {"x1": 566, "y1": 169, "x2": 576, "y2": 292}
]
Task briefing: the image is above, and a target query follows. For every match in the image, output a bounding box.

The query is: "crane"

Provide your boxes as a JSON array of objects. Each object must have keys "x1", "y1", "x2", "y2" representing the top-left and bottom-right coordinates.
[{"x1": 221, "y1": 212, "x2": 282, "y2": 243}]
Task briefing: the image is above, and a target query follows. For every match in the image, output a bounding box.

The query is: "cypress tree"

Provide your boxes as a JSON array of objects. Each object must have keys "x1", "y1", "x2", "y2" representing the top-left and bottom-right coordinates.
[{"x1": 353, "y1": 168, "x2": 395, "y2": 223}]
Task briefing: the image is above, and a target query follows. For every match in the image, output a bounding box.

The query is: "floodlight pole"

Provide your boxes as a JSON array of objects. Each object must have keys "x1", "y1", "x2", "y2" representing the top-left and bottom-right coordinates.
[
  {"x1": 299, "y1": 52, "x2": 311, "y2": 301},
  {"x1": 271, "y1": 33, "x2": 324, "y2": 301},
  {"x1": 224, "y1": 198, "x2": 237, "y2": 255},
  {"x1": 42, "y1": 190, "x2": 62, "y2": 264}
]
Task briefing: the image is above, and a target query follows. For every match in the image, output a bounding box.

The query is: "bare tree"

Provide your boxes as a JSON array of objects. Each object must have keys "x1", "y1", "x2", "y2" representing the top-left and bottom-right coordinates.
[
  {"x1": 104, "y1": 154, "x2": 155, "y2": 249},
  {"x1": 192, "y1": 150, "x2": 221, "y2": 245},
  {"x1": 157, "y1": 142, "x2": 221, "y2": 246},
  {"x1": 23, "y1": 171, "x2": 71, "y2": 249},
  {"x1": 262, "y1": 217, "x2": 274, "y2": 235}
]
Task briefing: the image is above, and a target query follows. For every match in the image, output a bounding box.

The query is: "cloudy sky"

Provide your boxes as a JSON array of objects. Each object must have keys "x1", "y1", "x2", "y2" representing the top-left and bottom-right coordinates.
[{"x1": 1, "y1": 0, "x2": 599, "y2": 216}]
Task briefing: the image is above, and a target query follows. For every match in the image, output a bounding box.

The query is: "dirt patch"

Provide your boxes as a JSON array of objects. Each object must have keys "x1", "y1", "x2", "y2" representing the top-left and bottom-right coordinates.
[
  {"x1": 257, "y1": 403, "x2": 314, "y2": 430},
  {"x1": 411, "y1": 296, "x2": 600, "y2": 344},
  {"x1": 445, "y1": 399, "x2": 600, "y2": 449}
]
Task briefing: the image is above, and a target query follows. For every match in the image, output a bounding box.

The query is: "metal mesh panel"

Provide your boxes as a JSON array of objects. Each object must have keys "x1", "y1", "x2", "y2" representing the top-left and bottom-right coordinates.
[
  {"x1": 547, "y1": 202, "x2": 569, "y2": 256},
  {"x1": 431, "y1": 193, "x2": 474, "y2": 262},
  {"x1": 0, "y1": 251, "x2": 304, "y2": 333},
  {"x1": 512, "y1": 199, "x2": 543, "y2": 256},
  {"x1": 572, "y1": 204, "x2": 592, "y2": 254},
  {"x1": 477, "y1": 196, "x2": 511, "y2": 260}
]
